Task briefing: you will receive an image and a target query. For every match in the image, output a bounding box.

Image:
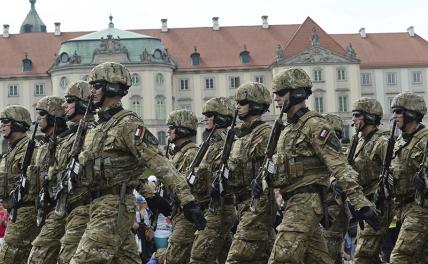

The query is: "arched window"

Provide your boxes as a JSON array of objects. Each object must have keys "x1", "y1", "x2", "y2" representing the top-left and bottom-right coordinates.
[
  {"x1": 191, "y1": 48, "x2": 201, "y2": 66},
  {"x1": 130, "y1": 96, "x2": 143, "y2": 117},
  {"x1": 240, "y1": 46, "x2": 250, "y2": 64},
  {"x1": 156, "y1": 73, "x2": 164, "y2": 86},
  {"x1": 157, "y1": 131, "x2": 166, "y2": 145},
  {"x1": 131, "y1": 73, "x2": 141, "y2": 86},
  {"x1": 155, "y1": 95, "x2": 166, "y2": 120}
]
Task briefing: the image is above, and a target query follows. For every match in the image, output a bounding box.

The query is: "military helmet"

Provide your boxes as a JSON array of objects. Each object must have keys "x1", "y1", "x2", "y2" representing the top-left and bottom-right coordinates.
[
  {"x1": 202, "y1": 97, "x2": 235, "y2": 118},
  {"x1": 36, "y1": 96, "x2": 65, "y2": 118},
  {"x1": 322, "y1": 113, "x2": 344, "y2": 134},
  {"x1": 65, "y1": 81, "x2": 91, "y2": 102},
  {"x1": 391, "y1": 92, "x2": 427, "y2": 116},
  {"x1": 88, "y1": 62, "x2": 132, "y2": 87},
  {"x1": 167, "y1": 109, "x2": 198, "y2": 131},
  {"x1": 272, "y1": 68, "x2": 312, "y2": 93},
  {"x1": 0, "y1": 105, "x2": 32, "y2": 127},
  {"x1": 352, "y1": 98, "x2": 383, "y2": 117},
  {"x1": 235, "y1": 82, "x2": 272, "y2": 106}
]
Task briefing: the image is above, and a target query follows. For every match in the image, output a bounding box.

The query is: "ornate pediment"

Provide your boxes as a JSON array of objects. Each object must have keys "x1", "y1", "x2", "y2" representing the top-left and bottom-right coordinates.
[
  {"x1": 277, "y1": 46, "x2": 359, "y2": 66},
  {"x1": 95, "y1": 34, "x2": 128, "y2": 55}
]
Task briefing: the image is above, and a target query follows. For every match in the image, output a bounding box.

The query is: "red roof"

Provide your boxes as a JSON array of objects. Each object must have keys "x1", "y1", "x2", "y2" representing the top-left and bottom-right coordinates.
[{"x1": 0, "y1": 17, "x2": 427, "y2": 76}]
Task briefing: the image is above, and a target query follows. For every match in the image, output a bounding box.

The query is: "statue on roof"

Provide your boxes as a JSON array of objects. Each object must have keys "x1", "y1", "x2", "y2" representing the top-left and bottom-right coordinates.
[
  {"x1": 276, "y1": 44, "x2": 285, "y2": 60},
  {"x1": 311, "y1": 27, "x2": 320, "y2": 47},
  {"x1": 346, "y1": 43, "x2": 356, "y2": 58}
]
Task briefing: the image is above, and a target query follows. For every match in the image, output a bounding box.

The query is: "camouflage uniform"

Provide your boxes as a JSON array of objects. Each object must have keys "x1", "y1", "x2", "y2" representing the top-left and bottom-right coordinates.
[
  {"x1": 27, "y1": 96, "x2": 69, "y2": 264},
  {"x1": 268, "y1": 68, "x2": 375, "y2": 264},
  {"x1": 321, "y1": 113, "x2": 350, "y2": 264},
  {"x1": 190, "y1": 98, "x2": 237, "y2": 264},
  {"x1": 350, "y1": 98, "x2": 392, "y2": 264},
  {"x1": 165, "y1": 109, "x2": 198, "y2": 264},
  {"x1": 70, "y1": 62, "x2": 199, "y2": 264},
  {"x1": 225, "y1": 83, "x2": 275, "y2": 264},
  {"x1": 389, "y1": 92, "x2": 428, "y2": 264},
  {"x1": 0, "y1": 106, "x2": 38, "y2": 264}
]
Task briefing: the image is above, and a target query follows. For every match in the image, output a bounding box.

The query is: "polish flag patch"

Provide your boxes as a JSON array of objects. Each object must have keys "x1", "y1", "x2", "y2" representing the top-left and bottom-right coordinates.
[
  {"x1": 319, "y1": 128, "x2": 330, "y2": 140},
  {"x1": 134, "y1": 126, "x2": 144, "y2": 140}
]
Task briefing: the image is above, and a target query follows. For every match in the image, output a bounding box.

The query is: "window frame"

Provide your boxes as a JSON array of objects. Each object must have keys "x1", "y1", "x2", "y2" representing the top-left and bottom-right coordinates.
[
  {"x1": 8, "y1": 84, "x2": 18, "y2": 97},
  {"x1": 179, "y1": 78, "x2": 190, "y2": 91},
  {"x1": 337, "y1": 69, "x2": 346, "y2": 81},
  {"x1": 204, "y1": 77, "x2": 215, "y2": 89},
  {"x1": 314, "y1": 96, "x2": 324, "y2": 113},
  {"x1": 361, "y1": 72, "x2": 372, "y2": 86},
  {"x1": 338, "y1": 95, "x2": 348, "y2": 112},
  {"x1": 386, "y1": 72, "x2": 397, "y2": 85},
  {"x1": 412, "y1": 71, "x2": 423, "y2": 84},
  {"x1": 255, "y1": 75, "x2": 264, "y2": 84},
  {"x1": 313, "y1": 69, "x2": 322, "y2": 82},
  {"x1": 34, "y1": 83, "x2": 45, "y2": 96},
  {"x1": 229, "y1": 76, "x2": 240, "y2": 89}
]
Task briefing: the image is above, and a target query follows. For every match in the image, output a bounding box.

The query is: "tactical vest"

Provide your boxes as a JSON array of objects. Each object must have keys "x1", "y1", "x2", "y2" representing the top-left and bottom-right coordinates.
[
  {"x1": 272, "y1": 111, "x2": 329, "y2": 190},
  {"x1": 352, "y1": 129, "x2": 389, "y2": 195},
  {"x1": 392, "y1": 127, "x2": 428, "y2": 200},
  {"x1": 228, "y1": 122, "x2": 271, "y2": 191},
  {"x1": 79, "y1": 110, "x2": 143, "y2": 191},
  {"x1": 170, "y1": 141, "x2": 198, "y2": 174},
  {"x1": 0, "y1": 137, "x2": 29, "y2": 204}
]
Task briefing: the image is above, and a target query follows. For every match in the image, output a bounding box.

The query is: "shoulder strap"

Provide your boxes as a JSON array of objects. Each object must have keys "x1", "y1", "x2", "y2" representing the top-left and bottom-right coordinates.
[{"x1": 101, "y1": 109, "x2": 139, "y2": 133}]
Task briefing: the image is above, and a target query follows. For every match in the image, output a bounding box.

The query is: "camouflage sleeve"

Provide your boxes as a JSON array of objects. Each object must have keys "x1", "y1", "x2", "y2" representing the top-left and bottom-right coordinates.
[
  {"x1": 249, "y1": 125, "x2": 271, "y2": 159},
  {"x1": 121, "y1": 120, "x2": 195, "y2": 206},
  {"x1": 410, "y1": 135, "x2": 427, "y2": 169},
  {"x1": 177, "y1": 147, "x2": 198, "y2": 173},
  {"x1": 307, "y1": 118, "x2": 373, "y2": 209},
  {"x1": 370, "y1": 135, "x2": 389, "y2": 165}
]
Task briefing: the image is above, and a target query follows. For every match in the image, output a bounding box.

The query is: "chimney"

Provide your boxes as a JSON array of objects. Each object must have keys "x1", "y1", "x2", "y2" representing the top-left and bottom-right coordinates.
[
  {"x1": 262, "y1": 15, "x2": 269, "y2": 29},
  {"x1": 359, "y1": 27, "x2": 366, "y2": 38},
  {"x1": 3, "y1": 24, "x2": 9, "y2": 38},
  {"x1": 161, "y1": 19, "x2": 168, "y2": 32},
  {"x1": 407, "y1": 26, "x2": 415, "y2": 37},
  {"x1": 54, "y1": 22, "x2": 61, "y2": 36},
  {"x1": 212, "y1": 17, "x2": 220, "y2": 31}
]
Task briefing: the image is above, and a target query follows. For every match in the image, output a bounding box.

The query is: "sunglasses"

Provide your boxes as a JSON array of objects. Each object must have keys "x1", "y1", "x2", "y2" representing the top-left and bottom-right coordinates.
[
  {"x1": 91, "y1": 82, "x2": 106, "y2": 90},
  {"x1": 237, "y1": 100, "x2": 250, "y2": 106},
  {"x1": 38, "y1": 111, "x2": 48, "y2": 117},
  {"x1": 65, "y1": 97, "x2": 76, "y2": 104},
  {"x1": 0, "y1": 119, "x2": 11, "y2": 125},
  {"x1": 274, "y1": 89, "x2": 288, "y2": 97},
  {"x1": 352, "y1": 111, "x2": 364, "y2": 118},
  {"x1": 392, "y1": 108, "x2": 404, "y2": 115},
  {"x1": 168, "y1": 124, "x2": 177, "y2": 130},
  {"x1": 204, "y1": 112, "x2": 215, "y2": 118}
]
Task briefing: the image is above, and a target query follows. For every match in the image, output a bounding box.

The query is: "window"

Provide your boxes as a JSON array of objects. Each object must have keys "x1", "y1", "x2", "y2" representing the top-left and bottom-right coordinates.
[
  {"x1": 131, "y1": 96, "x2": 142, "y2": 117},
  {"x1": 412, "y1": 71, "x2": 423, "y2": 84},
  {"x1": 22, "y1": 59, "x2": 32, "y2": 72},
  {"x1": 191, "y1": 53, "x2": 200, "y2": 66},
  {"x1": 131, "y1": 73, "x2": 140, "y2": 86},
  {"x1": 387, "y1": 72, "x2": 397, "y2": 85},
  {"x1": 337, "y1": 69, "x2": 346, "y2": 81},
  {"x1": 179, "y1": 104, "x2": 192, "y2": 110},
  {"x1": 229, "y1": 76, "x2": 240, "y2": 89},
  {"x1": 313, "y1": 69, "x2": 322, "y2": 81},
  {"x1": 8, "y1": 84, "x2": 18, "y2": 97},
  {"x1": 343, "y1": 125, "x2": 350, "y2": 142},
  {"x1": 156, "y1": 73, "x2": 164, "y2": 86},
  {"x1": 255, "y1": 75, "x2": 264, "y2": 84},
  {"x1": 155, "y1": 96, "x2": 166, "y2": 119},
  {"x1": 180, "y1": 79, "x2": 189, "y2": 91},
  {"x1": 338, "y1": 95, "x2": 348, "y2": 112},
  {"x1": 205, "y1": 78, "x2": 215, "y2": 89},
  {"x1": 34, "y1": 84, "x2": 45, "y2": 96},
  {"x1": 240, "y1": 51, "x2": 250, "y2": 64},
  {"x1": 314, "y1": 96, "x2": 324, "y2": 113},
  {"x1": 361, "y1": 73, "x2": 372, "y2": 86},
  {"x1": 157, "y1": 131, "x2": 166, "y2": 145},
  {"x1": 60, "y1": 77, "x2": 68, "y2": 90}
]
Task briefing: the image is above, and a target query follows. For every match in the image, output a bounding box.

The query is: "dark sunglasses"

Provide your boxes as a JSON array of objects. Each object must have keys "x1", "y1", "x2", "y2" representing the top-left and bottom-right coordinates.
[
  {"x1": 392, "y1": 108, "x2": 404, "y2": 115},
  {"x1": 237, "y1": 100, "x2": 250, "y2": 106},
  {"x1": 352, "y1": 111, "x2": 364, "y2": 118},
  {"x1": 0, "y1": 119, "x2": 11, "y2": 124},
  {"x1": 65, "y1": 97, "x2": 76, "y2": 104},
  {"x1": 274, "y1": 89, "x2": 288, "y2": 97},
  {"x1": 91, "y1": 82, "x2": 106, "y2": 90},
  {"x1": 38, "y1": 111, "x2": 48, "y2": 117},
  {"x1": 204, "y1": 112, "x2": 215, "y2": 118},
  {"x1": 168, "y1": 124, "x2": 177, "y2": 130}
]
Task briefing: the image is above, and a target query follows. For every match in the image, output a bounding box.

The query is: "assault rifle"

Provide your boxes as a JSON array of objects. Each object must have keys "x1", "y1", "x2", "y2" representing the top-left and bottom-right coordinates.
[
  {"x1": 414, "y1": 131, "x2": 428, "y2": 206},
  {"x1": 250, "y1": 103, "x2": 286, "y2": 211},
  {"x1": 55, "y1": 96, "x2": 93, "y2": 218},
  {"x1": 375, "y1": 121, "x2": 396, "y2": 210},
  {"x1": 209, "y1": 109, "x2": 238, "y2": 210},
  {"x1": 9, "y1": 122, "x2": 39, "y2": 222},
  {"x1": 186, "y1": 125, "x2": 217, "y2": 186}
]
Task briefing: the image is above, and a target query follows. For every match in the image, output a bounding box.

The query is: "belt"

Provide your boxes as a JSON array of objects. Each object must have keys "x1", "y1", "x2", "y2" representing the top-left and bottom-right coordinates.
[
  {"x1": 282, "y1": 184, "x2": 322, "y2": 201},
  {"x1": 90, "y1": 184, "x2": 132, "y2": 200},
  {"x1": 235, "y1": 190, "x2": 251, "y2": 204}
]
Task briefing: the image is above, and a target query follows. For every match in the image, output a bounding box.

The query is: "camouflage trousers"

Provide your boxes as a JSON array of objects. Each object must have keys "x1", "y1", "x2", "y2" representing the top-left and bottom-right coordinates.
[
  {"x1": 268, "y1": 193, "x2": 332, "y2": 264},
  {"x1": 189, "y1": 203, "x2": 236, "y2": 264},
  {"x1": 322, "y1": 202, "x2": 349, "y2": 264},
  {"x1": 0, "y1": 206, "x2": 40, "y2": 264},
  {"x1": 165, "y1": 210, "x2": 196, "y2": 264},
  {"x1": 389, "y1": 202, "x2": 428, "y2": 264},
  {"x1": 354, "y1": 197, "x2": 393, "y2": 264},
  {"x1": 27, "y1": 210, "x2": 66, "y2": 264},
  {"x1": 58, "y1": 204, "x2": 90, "y2": 264},
  {"x1": 226, "y1": 191, "x2": 275, "y2": 264},
  {"x1": 70, "y1": 194, "x2": 141, "y2": 264}
]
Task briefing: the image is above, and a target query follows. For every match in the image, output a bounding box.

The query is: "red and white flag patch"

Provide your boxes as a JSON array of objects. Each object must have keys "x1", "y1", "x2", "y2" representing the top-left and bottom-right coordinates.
[
  {"x1": 319, "y1": 128, "x2": 330, "y2": 140},
  {"x1": 134, "y1": 126, "x2": 144, "y2": 141}
]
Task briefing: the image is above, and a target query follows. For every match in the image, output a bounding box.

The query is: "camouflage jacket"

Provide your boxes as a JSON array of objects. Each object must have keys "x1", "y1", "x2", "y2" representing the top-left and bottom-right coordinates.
[{"x1": 169, "y1": 140, "x2": 198, "y2": 174}]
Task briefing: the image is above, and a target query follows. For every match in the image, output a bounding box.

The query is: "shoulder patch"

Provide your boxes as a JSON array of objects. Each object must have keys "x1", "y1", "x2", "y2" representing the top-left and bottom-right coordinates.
[
  {"x1": 319, "y1": 127, "x2": 330, "y2": 141},
  {"x1": 143, "y1": 130, "x2": 159, "y2": 146},
  {"x1": 326, "y1": 133, "x2": 342, "y2": 152},
  {"x1": 134, "y1": 126, "x2": 144, "y2": 142}
]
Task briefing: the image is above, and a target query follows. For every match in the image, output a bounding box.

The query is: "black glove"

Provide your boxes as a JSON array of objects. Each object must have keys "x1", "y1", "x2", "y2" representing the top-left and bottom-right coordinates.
[
  {"x1": 251, "y1": 179, "x2": 262, "y2": 199},
  {"x1": 413, "y1": 172, "x2": 427, "y2": 191},
  {"x1": 145, "y1": 194, "x2": 172, "y2": 217},
  {"x1": 357, "y1": 206, "x2": 381, "y2": 231},
  {"x1": 209, "y1": 182, "x2": 221, "y2": 200},
  {"x1": 183, "y1": 201, "x2": 207, "y2": 230}
]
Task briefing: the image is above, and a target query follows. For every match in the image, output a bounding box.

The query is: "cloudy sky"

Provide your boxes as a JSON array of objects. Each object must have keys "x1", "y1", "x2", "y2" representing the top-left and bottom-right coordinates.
[{"x1": 1, "y1": 0, "x2": 427, "y2": 40}]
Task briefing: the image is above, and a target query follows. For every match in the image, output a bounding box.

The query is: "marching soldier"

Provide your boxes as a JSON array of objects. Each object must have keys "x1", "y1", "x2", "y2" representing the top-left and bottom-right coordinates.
[
  {"x1": 0, "y1": 105, "x2": 37, "y2": 263},
  {"x1": 190, "y1": 97, "x2": 237, "y2": 264},
  {"x1": 165, "y1": 109, "x2": 198, "y2": 264},
  {"x1": 388, "y1": 92, "x2": 428, "y2": 263},
  {"x1": 267, "y1": 68, "x2": 379, "y2": 264},
  {"x1": 70, "y1": 62, "x2": 205, "y2": 263}
]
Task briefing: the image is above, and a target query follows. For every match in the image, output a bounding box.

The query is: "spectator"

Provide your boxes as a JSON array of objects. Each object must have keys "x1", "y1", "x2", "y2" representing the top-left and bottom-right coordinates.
[
  {"x1": 153, "y1": 213, "x2": 172, "y2": 250},
  {"x1": 132, "y1": 195, "x2": 154, "y2": 263},
  {"x1": 0, "y1": 199, "x2": 8, "y2": 246}
]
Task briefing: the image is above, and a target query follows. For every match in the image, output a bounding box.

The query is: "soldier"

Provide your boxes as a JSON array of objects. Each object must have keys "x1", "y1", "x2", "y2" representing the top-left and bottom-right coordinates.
[
  {"x1": 165, "y1": 109, "x2": 199, "y2": 264},
  {"x1": 27, "y1": 83, "x2": 94, "y2": 264},
  {"x1": 321, "y1": 113, "x2": 350, "y2": 264},
  {"x1": 222, "y1": 82, "x2": 275, "y2": 264},
  {"x1": 349, "y1": 98, "x2": 392, "y2": 264},
  {"x1": 70, "y1": 62, "x2": 205, "y2": 263},
  {"x1": 388, "y1": 92, "x2": 428, "y2": 263},
  {"x1": 267, "y1": 68, "x2": 379, "y2": 264},
  {"x1": 190, "y1": 97, "x2": 237, "y2": 264},
  {"x1": 0, "y1": 105, "x2": 37, "y2": 263},
  {"x1": 27, "y1": 96, "x2": 69, "y2": 264}
]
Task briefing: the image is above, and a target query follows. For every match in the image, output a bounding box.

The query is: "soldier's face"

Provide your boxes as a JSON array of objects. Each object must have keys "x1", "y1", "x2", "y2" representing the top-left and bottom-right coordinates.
[
  {"x1": 204, "y1": 114, "x2": 214, "y2": 130},
  {"x1": 273, "y1": 90, "x2": 289, "y2": 108},
  {"x1": 167, "y1": 126, "x2": 177, "y2": 141},
  {"x1": 63, "y1": 97, "x2": 76, "y2": 120},
  {"x1": 351, "y1": 112, "x2": 365, "y2": 130},
  {"x1": 0, "y1": 119, "x2": 12, "y2": 138},
  {"x1": 392, "y1": 108, "x2": 405, "y2": 129},
  {"x1": 237, "y1": 101, "x2": 250, "y2": 118},
  {"x1": 91, "y1": 83, "x2": 105, "y2": 106},
  {"x1": 37, "y1": 111, "x2": 49, "y2": 132}
]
